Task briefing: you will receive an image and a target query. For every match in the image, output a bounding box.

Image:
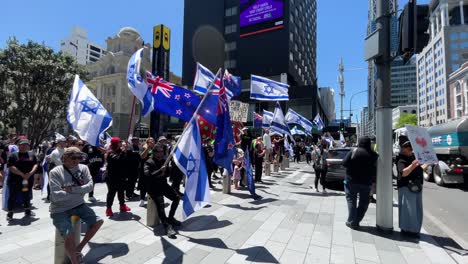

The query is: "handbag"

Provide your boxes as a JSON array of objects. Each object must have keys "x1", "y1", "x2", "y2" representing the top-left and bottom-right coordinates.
[{"x1": 407, "y1": 179, "x2": 422, "y2": 193}]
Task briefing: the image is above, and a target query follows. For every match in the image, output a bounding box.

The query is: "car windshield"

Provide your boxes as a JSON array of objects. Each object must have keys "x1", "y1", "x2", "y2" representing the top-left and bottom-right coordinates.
[{"x1": 328, "y1": 149, "x2": 350, "y2": 159}]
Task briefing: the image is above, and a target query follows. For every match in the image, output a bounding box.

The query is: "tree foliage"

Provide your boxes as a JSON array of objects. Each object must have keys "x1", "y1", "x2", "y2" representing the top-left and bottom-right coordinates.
[
  {"x1": 396, "y1": 112, "x2": 418, "y2": 128},
  {"x1": 0, "y1": 38, "x2": 87, "y2": 146}
]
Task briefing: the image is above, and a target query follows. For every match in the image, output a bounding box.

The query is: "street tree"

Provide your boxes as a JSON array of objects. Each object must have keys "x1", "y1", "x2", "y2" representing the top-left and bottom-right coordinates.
[
  {"x1": 0, "y1": 38, "x2": 88, "y2": 146},
  {"x1": 396, "y1": 112, "x2": 418, "y2": 129}
]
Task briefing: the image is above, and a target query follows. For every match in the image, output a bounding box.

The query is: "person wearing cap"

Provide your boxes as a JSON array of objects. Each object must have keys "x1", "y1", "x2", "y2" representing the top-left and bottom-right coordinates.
[
  {"x1": 45, "y1": 137, "x2": 67, "y2": 202},
  {"x1": 397, "y1": 141, "x2": 428, "y2": 238},
  {"x1": 105, "y1": 137, "x2": 131, "y2": 216},
  {"x1": 6, "y1": 138, "x2": 39, "y2": 220},
  {"x1": 144, "y1": 143, "x2": 181, "y2": 238},
  {"x1": 49, "y1": 147, "x2": 104, "y2": 264},
  {"x1": 342, "y1": 136, "x2": 379, "y2": 230}
]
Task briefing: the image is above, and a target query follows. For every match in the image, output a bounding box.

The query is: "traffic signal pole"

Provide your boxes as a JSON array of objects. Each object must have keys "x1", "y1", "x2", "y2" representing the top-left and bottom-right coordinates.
[{"x1": 375, "y1": 0, "x2": 393, "y2": 233}]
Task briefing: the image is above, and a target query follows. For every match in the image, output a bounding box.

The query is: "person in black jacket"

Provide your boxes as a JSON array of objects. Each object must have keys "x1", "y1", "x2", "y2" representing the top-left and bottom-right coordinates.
[
  {"x1": 342, "y1": 136, "x2": 379, "y2": 229},
  {"x1": 144, "y1": 143, "x2": 181, "y2": 238}
]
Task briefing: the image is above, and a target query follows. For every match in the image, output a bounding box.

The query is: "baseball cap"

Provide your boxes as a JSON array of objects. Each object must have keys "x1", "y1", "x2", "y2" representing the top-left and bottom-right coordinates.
[
  {"x1": 158, "y1": 136, "x2": 167, "y2": 142},
  {"x1": 110, "y1": 137, "x2": 121, "y2": 145},
  {"x1": 17, "y1": 138, "x2": 30, "y2": 145}
]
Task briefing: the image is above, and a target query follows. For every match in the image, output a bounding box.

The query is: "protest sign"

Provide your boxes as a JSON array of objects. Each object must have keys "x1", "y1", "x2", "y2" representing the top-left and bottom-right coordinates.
[
  {"x1": 229, "y1": 100, "x2": 249, "y2": 122},
  {"x1": 405, "y1": 125, "x2": 439, "y2": 164}
]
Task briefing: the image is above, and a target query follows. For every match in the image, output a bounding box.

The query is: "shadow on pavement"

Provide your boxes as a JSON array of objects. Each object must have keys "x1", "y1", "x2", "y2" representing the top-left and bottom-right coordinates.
[
  {"x1": 161, "y1": 237, "x2": 184, "y2": 263},
  {"x1": 87, "y1": 201, "x2": 107, "y2": 208},
  {"x1": 229, "y1": 192, "x2": 256, "y2": 199},
  {"x1": 292, "y1": 191, "x2": 345, "y2": 197},
  {"x1": 237, "y1": 246, "x2": 279, "y2": 263},
  {"x1": 224, "y1": 204, "x2": 267, "y2": 211},
  {"x1": 7, "y1": 216, "x2": 39, "y2": 226},
  {"x1": 84, "y1": 241, "x2": 129, "y2": 262},
  {"x1": 249, "y1": 197, "x2": 278, "y2": 205},
  {"x1": 258, "y1": 189, "x2": 279, "y2": 197},
  {"x1": 178, "y1": 215, "x2": 232, "y2": 232},
  {"x1": 109, "y1": 212, "x2": 141, "y2": 222}
]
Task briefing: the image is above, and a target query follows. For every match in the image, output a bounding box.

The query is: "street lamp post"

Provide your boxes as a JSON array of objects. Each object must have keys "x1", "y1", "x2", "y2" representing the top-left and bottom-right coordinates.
[{"x1": 349, "y1": 90, "x2": 368, "y2": 121}]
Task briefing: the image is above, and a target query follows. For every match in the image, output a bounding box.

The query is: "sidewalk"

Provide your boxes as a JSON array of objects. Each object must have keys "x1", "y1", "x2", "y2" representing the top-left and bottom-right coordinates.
[{"x1": 0, "y1": 163, "x2": 465, "y2": 264}]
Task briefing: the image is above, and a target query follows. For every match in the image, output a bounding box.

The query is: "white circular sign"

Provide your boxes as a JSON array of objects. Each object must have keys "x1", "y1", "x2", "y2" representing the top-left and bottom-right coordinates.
[{"x1": 447, "y1": 135, "x2": 453, "y2": 146}]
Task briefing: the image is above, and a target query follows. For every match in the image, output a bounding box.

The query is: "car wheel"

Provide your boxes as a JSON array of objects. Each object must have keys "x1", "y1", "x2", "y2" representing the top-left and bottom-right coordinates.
[
  {"x1": 433, "y1": 165, "x2": 444, "y2": 186},
  {"x1": 423, "y1": 165, "x2": 433, "y2": 182}
]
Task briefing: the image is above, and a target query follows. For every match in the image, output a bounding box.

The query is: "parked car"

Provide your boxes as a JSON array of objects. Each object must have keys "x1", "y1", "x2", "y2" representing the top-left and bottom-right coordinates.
[{"x1": 324, "y1": 148, "x2": 351, "y2": 183}]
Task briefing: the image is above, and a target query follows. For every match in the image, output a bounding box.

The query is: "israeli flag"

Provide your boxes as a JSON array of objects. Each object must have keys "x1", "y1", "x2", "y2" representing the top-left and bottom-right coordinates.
[
  {"x1": 286, "y1": 109, "x2": 313, "y2": 135},
  {"x1": 67, "y1": 75, "x2": 113, "y2": 147},
  {"x1": 250, "y1": 75, "x2": 289, "y2": 101},
  {"x1": 313, "y1": 114, "x2": 325, "y2": 130},
  {"x1": 127, "y1": 48, "x2": 153, "y2": 116},
  {"x1": 173, "y1": 118, "x2": 210, "y2": 219},
  {"x1": 340, "y1": 131, "x2": 346, "y2": 146},
  {"x1": 291, "y1": 126, "x2": 306, "y2": 135},
  {"x1": 270, "y1": 102, "x2": 293, "y2": 140},
  {"x1": 193, "y1": 62, "x2": 215, "y2": 95},
  {"x1": 263, "y1": 109, "x2": 274, "y2": 128}
]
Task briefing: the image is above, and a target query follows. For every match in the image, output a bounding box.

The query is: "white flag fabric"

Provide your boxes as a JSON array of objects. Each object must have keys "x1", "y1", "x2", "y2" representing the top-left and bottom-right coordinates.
[
  {"x1": 340, "y1": 131, "x2": 346, "y2": 147},
  {"x1": 250, "y1": 75, "x2": 289, "y2": 101},
  {"x1": 173, "y1": 118, "x2": 210, "y2": 219},
  {"x1": 291, "y1": 126, "x2": 306, "y2": 135},
  {"x1": 313, "y1": 114, "x2": 325, "y2": 130},
  {"x1": 286, "y1": 109, "x2": 313, "y2": 135},
  {"x1": 262, "y1": 109, "x2": 274, "y2": 128},
  {"x1": 270, "y1": 102, "x2": 293, "y2": 140},
  {"x1": 55, "y1": 132, "x2": 66, "y2": 141},
  {"x1": 127, "y1": 48, "x2": 153, "y2": 116},
  {"x1": 67, "y1": 75, "x2": 112, "y2": 147},
  {"x1": 193, "y1": 62, "x2": 216, "y2": 95}
]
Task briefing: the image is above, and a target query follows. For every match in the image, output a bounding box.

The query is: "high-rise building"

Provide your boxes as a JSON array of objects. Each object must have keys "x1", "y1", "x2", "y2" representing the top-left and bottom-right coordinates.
[
  {"x1": 417, "y1": 0, "x2": 468, "y2": 127},
  {"x1": 182, "y1": 0, "x2": 320, "y2": 121},
  {"x1": 359, "y1": 106, "x2": 370, "y2": 137},
  {"x1": 366, "y1": 0, "x2": 398, "y2": 135},
  {"x1": 318, "y1": 87, "x2": 336, "y2": 122},
  {"x1": 60, "y1": 27, "x2": 106, "y2": 65},
  {"x1": 391, "y1": 57, "x2": 418, "y2": 107}
]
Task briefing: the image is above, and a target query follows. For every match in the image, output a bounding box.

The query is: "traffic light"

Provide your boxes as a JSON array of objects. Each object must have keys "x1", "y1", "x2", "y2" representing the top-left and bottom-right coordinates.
[
  {"x1": 339, "y1": 122, "x2": 345, "y2": 132},
  {"x1": 397, "y1": 0, "x2": 429, "y2": 61}
]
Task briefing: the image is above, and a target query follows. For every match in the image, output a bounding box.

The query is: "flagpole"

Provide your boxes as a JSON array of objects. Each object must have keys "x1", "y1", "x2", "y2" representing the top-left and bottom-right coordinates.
[
  {"x1": 127, "y1": 96, "x2": 137, "y2": 139},
  {"x1": 160, "y1": 68, "x2": 222, "y2": 169}
]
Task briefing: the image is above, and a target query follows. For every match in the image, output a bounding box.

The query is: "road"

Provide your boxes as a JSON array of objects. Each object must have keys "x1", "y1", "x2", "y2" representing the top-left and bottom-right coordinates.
[{"x1": 421, "y1": 181, "x2": 468, "y2": 254}]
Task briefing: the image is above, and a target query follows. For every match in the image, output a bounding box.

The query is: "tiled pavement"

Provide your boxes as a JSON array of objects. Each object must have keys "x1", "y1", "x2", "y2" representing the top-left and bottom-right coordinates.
[{"x1": 0, "y1": 163, "x2": 466, "y2": 263}]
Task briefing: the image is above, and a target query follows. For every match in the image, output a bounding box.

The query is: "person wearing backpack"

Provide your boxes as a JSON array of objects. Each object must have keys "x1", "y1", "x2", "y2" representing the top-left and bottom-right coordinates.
[
  {"x1": 311, "y1": 140, "x2": 329, "y2": 193},
  {"x1": 342, "y1": 136, "x2": 378, "y2": 229}
]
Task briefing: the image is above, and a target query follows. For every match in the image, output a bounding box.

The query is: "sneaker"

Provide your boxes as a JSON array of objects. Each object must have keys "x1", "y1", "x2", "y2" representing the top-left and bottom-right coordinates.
[
  {"x1": 316, "y1": 188, "x2": 319, "y2": 192},
  {"x1": 139, "y1": 200, "x2": 145, "y2": 207},
  {"x1": 168, "y1": 217, "x2": 182, "y2": 227},
  {"x1": 345, "y1": 221, "x2": 358, "y2": 230},
  {"x1": 105, "y1": 208, "x2": 114, "y2": 217},
  {"x1": 322, "y1": 189, "x2": 327, "y2": 193},
  {"x1": 6, "y1": 212, "x2": 13, "y2": 221},
  {"x1": 88, "y1": 196, "x2": 97, "y2": 203},
  {"x1": 25, "y1": 210, "x2": 35, "y2": 217},
  {"x1": 165, "y1": 224, "x2": 177, "y2": 238},
  {"x1": 119, "y1": 204, "x2": 131, "y2": 212}
]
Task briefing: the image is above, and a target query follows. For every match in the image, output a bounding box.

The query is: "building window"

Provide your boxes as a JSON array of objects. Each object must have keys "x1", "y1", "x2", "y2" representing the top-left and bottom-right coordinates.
[
  {"x1": 225, "y1": 7, "x2": 237, "y2": 17},
  {"x1": 452, "y1": 64, "x2": 460, "y2": 71},
  {"x1": 451, "y1": 33, "x2": 459, "y2": 40},
  {"x1": 224, "y1": 59, "x2": 236, "y2": 69},
  {"x1": 451, "y1": 43, "x2": 459, "y2": 50},
  {"x1": 224, "y1": 24, "x2": 237, "y2": 34},
  {"x1": 224, "y1": 42, "x2": 236, "y2": 52}
]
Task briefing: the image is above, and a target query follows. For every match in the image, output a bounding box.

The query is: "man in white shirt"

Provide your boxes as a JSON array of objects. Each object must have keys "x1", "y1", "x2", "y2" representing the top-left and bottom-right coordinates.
[
  {"x1": 46, "y1": 138, "x2": 67, "y2": 201},
  {"x1": 263, "y1": 128, "x2": 272, "y2": 167}
]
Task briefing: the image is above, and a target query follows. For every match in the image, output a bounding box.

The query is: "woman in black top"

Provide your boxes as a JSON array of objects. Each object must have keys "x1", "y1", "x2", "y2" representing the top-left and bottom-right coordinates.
[
  {"x1": 397, "y1": 141, "x2": 428, "y2": 238},
  {"x1": 105, "y1": 138, "x2": 131, "y2": 217}
]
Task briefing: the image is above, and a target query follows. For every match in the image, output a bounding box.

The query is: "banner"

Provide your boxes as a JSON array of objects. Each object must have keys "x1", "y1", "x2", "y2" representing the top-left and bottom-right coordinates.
[
  {"x1": 229, "y1": 100, "x2": 249, "y2": 122},
  {"x1": 405, "y1": 125, "x2": 439, "y2": 165}
]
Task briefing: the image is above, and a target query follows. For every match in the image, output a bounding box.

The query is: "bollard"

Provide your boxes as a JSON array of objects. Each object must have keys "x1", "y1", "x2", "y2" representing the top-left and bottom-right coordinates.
[
  {"x1": 265, "y1": 162, "x2": 271, "y2": 176},
  {"x1": 285, "y1": 157, "x2": 290, "y2": 168},
  {"x1": 273, "y1": 163, "x2": 279, "y2": 172},
  {"x1": 280, "y1": 156, "x2": 286, "y2": 170},
  {"x1": 222, "y1": 170, "x2": 231, "y2": 194},
  {"x1": 146, "y1": 196, "x2": 160, "y2": 227},
  {"x1": 55, "y1": 216, "x2": 81, "y2": 264}
]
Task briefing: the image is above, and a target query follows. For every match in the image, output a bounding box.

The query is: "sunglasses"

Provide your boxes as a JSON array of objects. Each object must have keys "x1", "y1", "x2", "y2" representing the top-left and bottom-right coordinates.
[{"x1": 70, "y1": 156, "x2": 83, "y2": 160}]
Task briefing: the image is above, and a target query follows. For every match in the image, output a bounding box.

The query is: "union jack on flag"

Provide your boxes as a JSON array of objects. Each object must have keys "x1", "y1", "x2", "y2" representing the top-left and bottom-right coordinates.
[
  {"x1": 253, "y1": 112, "x2": 263, "y2": 128},
  {"x1": 146, "y1": 71, "x2": 174, "y2": 98}
]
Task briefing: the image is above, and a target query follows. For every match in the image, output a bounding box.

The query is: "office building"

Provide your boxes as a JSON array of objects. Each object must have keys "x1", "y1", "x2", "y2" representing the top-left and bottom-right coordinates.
[
  {"x1": 182, "y1": 0, "x2": 322, "y2": 122},
  {"x1": 417, "y1": 0, "x2": 468, "y2": 127},
  {"x1": 391, "y1": 57, "x2": 418, "y2": 107},
  {"x1": 318, "y1": 87, "x2": 336, "y2": 122},
  {"x1": 60, "y1": 27, "x2": 106, "y2": 65},
  {"x1": 448, "y1": 60, "x2": 468, "y2": 119}
]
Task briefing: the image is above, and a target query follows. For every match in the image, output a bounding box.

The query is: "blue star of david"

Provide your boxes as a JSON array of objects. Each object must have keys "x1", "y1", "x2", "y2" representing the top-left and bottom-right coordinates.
[
  {"x1": 186, "y1": 153, "x2": 197, "y2": 177},
  {"x1": 79, "y1": 96, "x2": 102, "y2": 114},
  {"x1": 264, "y1": 84, "x2": 274, "y2": 95}
]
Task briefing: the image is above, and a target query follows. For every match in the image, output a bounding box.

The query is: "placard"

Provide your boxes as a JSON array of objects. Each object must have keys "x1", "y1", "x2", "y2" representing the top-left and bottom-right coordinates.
[
  {"x1": 405, "y1": 125, "x2": 439, "y2": 164},
  {"x1": 229, "y1": 100, "x2": 249, "y2": 122}
]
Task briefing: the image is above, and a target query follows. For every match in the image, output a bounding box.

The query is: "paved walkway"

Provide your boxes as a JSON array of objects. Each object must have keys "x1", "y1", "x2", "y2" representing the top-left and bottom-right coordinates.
[{"x1": 0, "y1": 163, "x2": 466, "y2": 263}]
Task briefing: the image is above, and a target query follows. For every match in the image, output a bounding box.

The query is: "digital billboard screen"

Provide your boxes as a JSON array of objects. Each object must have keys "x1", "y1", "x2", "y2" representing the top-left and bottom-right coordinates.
[{"x1": 240, "y1": 0, "x2": 284, "y2": 28}]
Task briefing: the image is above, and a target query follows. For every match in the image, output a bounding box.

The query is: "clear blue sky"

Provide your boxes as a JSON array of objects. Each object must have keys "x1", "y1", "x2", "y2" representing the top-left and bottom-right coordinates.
[{"x1": 0, "y1": 0, "x2": 427, "y2": 121}]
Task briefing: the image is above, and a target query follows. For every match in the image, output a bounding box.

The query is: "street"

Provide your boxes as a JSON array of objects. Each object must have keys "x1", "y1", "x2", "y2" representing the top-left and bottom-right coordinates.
[{"x1": 421, "y1": 181, "x2": 468, "y2": 253}]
